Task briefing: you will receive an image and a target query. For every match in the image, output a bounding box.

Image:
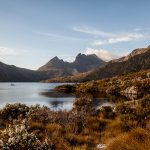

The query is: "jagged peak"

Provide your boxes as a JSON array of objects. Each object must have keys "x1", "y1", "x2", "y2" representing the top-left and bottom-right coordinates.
[
  {"x1": 75, "y1": 53, "x2": 100, "y2": 60},
  {"x1": 76, "y1": 53, "x2": 86, "y2": 58},
  {"x1": 50, "y1": 56, "x2": 60, "y2": 61}
]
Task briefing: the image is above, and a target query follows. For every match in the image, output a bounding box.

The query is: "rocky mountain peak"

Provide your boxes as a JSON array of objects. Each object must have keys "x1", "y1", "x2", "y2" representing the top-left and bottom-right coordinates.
[
  {"x1": 75, "y1": 53, "x2": 103, "y2": 63},
  {"x1": 49, "y1": 56, "x2": 63, "y2": 63},
  {"x1": 51, "y1": 56, "x2": 59, "y2": 61},
  {"x1": 75, "y1": 53, "x2": 86, "y2": 60},
  {"x1": 38, "y1": 53, "x2": 106, "y2": 73}
]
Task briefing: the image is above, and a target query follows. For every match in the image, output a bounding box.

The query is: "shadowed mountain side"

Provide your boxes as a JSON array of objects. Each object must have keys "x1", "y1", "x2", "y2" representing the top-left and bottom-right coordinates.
[
  {"x1": 47, "y1": 45, "x2": 150, "y2": 82},
  {"x1": 38, "y1": 53, "x2": 106, "y2": 77},
  {"x1": 0, "y1": 53, "x2": 106, "y2": 82},
  {"x1": 0, "y1": 62, "x2": 50, "y2": 82}
]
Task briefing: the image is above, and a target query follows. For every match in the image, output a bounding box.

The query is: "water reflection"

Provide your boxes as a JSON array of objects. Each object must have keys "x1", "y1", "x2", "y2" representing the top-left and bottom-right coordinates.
[
  {"x1": 0, "y1": 82, "x2": 132, "y2": 111},
  {"x1": 50, "y1": 100, "x2": 64, "y2": 108},
  {"x1": 0, "y1": 83, "x2": 75, "y2": 110}
]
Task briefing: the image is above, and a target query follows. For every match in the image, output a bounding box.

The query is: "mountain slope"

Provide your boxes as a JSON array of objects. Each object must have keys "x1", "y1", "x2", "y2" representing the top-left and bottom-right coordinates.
[
  {"x1": 38, "y1": 53, "x2": 106, "y2": 77},
  {"x1": 0, "y1": 53, "x2": 105, "y2": 82},
  {"x1": 73, "y1": 53, "x2": 105, "y2": 72},
  {"x1": 0, "y1": 62, "x2": 49, "y2": 82},
  {"x1": 48, "y1": 45, "x2": 150, "y2": 82}
]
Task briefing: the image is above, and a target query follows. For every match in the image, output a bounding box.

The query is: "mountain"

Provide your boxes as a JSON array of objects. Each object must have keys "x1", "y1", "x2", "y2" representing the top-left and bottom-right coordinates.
[
  {"x1": 111, "y1": 46, "x2": 150, "y2": 62},
  {"x1": 0, "y1": 62, "x2": 49, "y2": 82},
  {"x1": 48, "y1": 45, "x2": 150, "y2": 82},
  {"x1": 2, "y1": 45, "x2": 149, "y2": 82},
  {"x1": 73, "y1": 53, "x2": 105, "y2": 72},
  {"x1": 0, "y1": 53, "x2": 105, "y2": 82},
  {"x1": 38, "y1": 56, "x2": 70, "y2": 71},
  {"x1": 87, "y1": 46, "x2": 150, "y2": 80},
  {"x1": 38, "y1": 53, "x2": 106, "y2": 77}
]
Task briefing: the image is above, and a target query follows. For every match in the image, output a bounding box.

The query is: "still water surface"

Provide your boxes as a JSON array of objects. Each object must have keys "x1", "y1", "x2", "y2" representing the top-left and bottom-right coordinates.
[
  {"x1": 0, "y1": 83, "x2": 114, "y2": 110},
  {"x1": 0, "y1": 83, "x2": 75, "y2": 110}
]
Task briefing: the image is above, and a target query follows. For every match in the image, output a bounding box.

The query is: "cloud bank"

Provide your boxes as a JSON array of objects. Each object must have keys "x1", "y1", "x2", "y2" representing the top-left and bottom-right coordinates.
[
  {"x1": 73, "y1": 25, "x2": 149, "y2": 46},
  {"x1": 92, "y1": 33, "x2": 144, "y2": 46},
  {"x1": 84, "y1": 48, "x2": 119, "y2": 61}
]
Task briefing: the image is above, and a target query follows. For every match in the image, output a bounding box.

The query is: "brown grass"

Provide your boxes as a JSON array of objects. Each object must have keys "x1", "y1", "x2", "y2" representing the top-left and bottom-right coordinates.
[{"x1": 107, "y1": 127, "x2": 150, "y2": 150}]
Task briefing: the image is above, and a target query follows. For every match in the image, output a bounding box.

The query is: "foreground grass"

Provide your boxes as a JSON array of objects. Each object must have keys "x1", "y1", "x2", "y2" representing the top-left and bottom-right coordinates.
[{"x1": 0, "y1": 94, "x2": 150, "y2": 150}]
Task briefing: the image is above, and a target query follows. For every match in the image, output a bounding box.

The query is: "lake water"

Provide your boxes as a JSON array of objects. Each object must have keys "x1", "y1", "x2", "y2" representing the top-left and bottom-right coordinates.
[
  {"x1": 0, "y1": 83, "x2": 114, "y2": 110},
  {"x1": 0, "y1": 83, "x2": 76, "y2": 110}
]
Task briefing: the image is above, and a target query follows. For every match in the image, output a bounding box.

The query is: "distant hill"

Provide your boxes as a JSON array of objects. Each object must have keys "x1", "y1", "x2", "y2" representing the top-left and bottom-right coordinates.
[
  {"x1": 0, "y1": 53, "x2": 105, "y2": 82},
  {"x1": 38, "y1": 53, "x2": 106, "y2": 77},
  {"x1": 1, "y1": 45, "x2": 150, "y2": 82},
  {"x1": 47, "y1": 45, "x2": 150, "y2": 82},
  {"x1": 0, "y1": 62, "x2": 48, "y2": 82}
]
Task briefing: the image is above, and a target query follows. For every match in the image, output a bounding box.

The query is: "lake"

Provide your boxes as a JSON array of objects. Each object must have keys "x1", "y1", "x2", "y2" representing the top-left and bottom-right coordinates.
[
  {"x1": 0, "y1": 83, "x2": 114, "y2": 110},
  {"x1": 0, "y1": 83, "x2": 76, "y2": 110}
]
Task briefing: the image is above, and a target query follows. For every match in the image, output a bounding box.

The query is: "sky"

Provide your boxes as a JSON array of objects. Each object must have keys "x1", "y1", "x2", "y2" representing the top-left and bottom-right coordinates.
[{"x1": 0, "y1": 0, "x2": 150, "y2": 70}]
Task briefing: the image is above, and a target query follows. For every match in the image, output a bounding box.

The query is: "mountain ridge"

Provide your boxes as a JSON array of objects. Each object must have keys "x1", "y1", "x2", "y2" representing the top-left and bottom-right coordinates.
[
  {"x1": 38, "y1": 53, "x2": 106, "y2": 76},
  {"x1": 47, "y1": 45, "x2": 150, "y2": 82},
  {"x1": 0, "y1": 61, "x2": 49, "y2": 82}
]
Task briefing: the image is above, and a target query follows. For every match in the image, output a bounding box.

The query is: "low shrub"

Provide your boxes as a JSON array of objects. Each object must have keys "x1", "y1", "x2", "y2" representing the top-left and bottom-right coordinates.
[{"x1": 107, "y1": 127, "x2": 150, "y2": 150}]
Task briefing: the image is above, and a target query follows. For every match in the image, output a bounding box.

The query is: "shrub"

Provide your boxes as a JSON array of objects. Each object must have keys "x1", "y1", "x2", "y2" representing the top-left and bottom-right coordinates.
[
  {"x1": 100, "y1": 106, "x2": 116, "y2": 119},
  {"x1": 0, "y1": 103, "x2": 29, "y2": 121},
  {"x1": 107, "y1": 127, "x2": 150, "y2": 150}
]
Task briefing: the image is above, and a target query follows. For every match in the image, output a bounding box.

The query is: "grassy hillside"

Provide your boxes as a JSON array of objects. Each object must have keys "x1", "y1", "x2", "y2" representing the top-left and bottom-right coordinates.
[{"x1": 55, "y1": 70, "x2": 150, "y2": 98}]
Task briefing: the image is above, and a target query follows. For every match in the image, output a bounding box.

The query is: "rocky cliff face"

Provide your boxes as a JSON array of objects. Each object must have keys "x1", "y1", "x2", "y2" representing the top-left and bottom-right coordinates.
[
  {"x1": 73, "y1": 53, "x2": 105, "y2": 72},
  {"x1": 38, "y1": 53, "x2": 106, "y2": 78},
  {"x1": 49, "y1": 45, "x2": 150, "y2": 82}
]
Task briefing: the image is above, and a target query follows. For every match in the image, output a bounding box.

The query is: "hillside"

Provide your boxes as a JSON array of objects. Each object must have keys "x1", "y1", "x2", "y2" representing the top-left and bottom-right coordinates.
[
  {"x1": 55, "y1": 69, "x2": 150, "y2": 99},
  {"x1": 0, "y1": 62, "x2": 49, "y2": 82},
  {"x1": 48, "y1": 45, "x2": 150, "y2": 82},
  {"x1": 0, "y1": 53, "x2": 105, "y2": 82}
]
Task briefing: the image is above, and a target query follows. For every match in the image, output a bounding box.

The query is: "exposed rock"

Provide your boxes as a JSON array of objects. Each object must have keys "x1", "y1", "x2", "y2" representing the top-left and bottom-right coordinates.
[
  {"x1": 147, "y1": 72, "x2": 150, "y2": 78},
  {"x1": 121, "y1": 86, "x2": 141, "y2": 100},
  {"x1": 73, "y1": 53, "x2": 105, "y2": 72},
  {"x1": 123, "y1": 86, "x2": 138, "y2": 95},
  {"x1": 0, "y1": 140, "x2": 3, "y2": 147},
  {"x1": 38, "y1": 53, "x2": 106, "y2": 79},
  {"x1": 64, "y1": 45, "x2": 150, "y2": 82},
  {"x1": 96, "y1": 144, "x2": 107, "y2": 150}
]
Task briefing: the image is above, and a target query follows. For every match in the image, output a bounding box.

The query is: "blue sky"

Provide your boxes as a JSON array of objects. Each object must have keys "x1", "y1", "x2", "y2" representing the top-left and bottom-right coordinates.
[{"x1": 0, "y1": 0, "x2": 150, "y2": 69}]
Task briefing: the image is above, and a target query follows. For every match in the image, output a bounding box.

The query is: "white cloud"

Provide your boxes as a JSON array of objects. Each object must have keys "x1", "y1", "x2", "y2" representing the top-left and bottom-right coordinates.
[
  {"x1": 92, "y1": 33, "x2": 144, "y2": 46},
  {"x1": 63, "y1": 56, "x2": 75, "y2": 62},
  {"x1": 84, "y1": 48, "x2": 119, "y2": 61},
  {"x1": 0, "y1": 47, "x2": 17, "y2": 56},
  {"x1": 36, "y1": 32, "x2": 88, "y2": 41},
  {"x1": 73, "y1": 25, "x2": 150, "y2": 45},
  {"x1": 73, "y1": 26, "x2": 114, "y2": 37}
]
